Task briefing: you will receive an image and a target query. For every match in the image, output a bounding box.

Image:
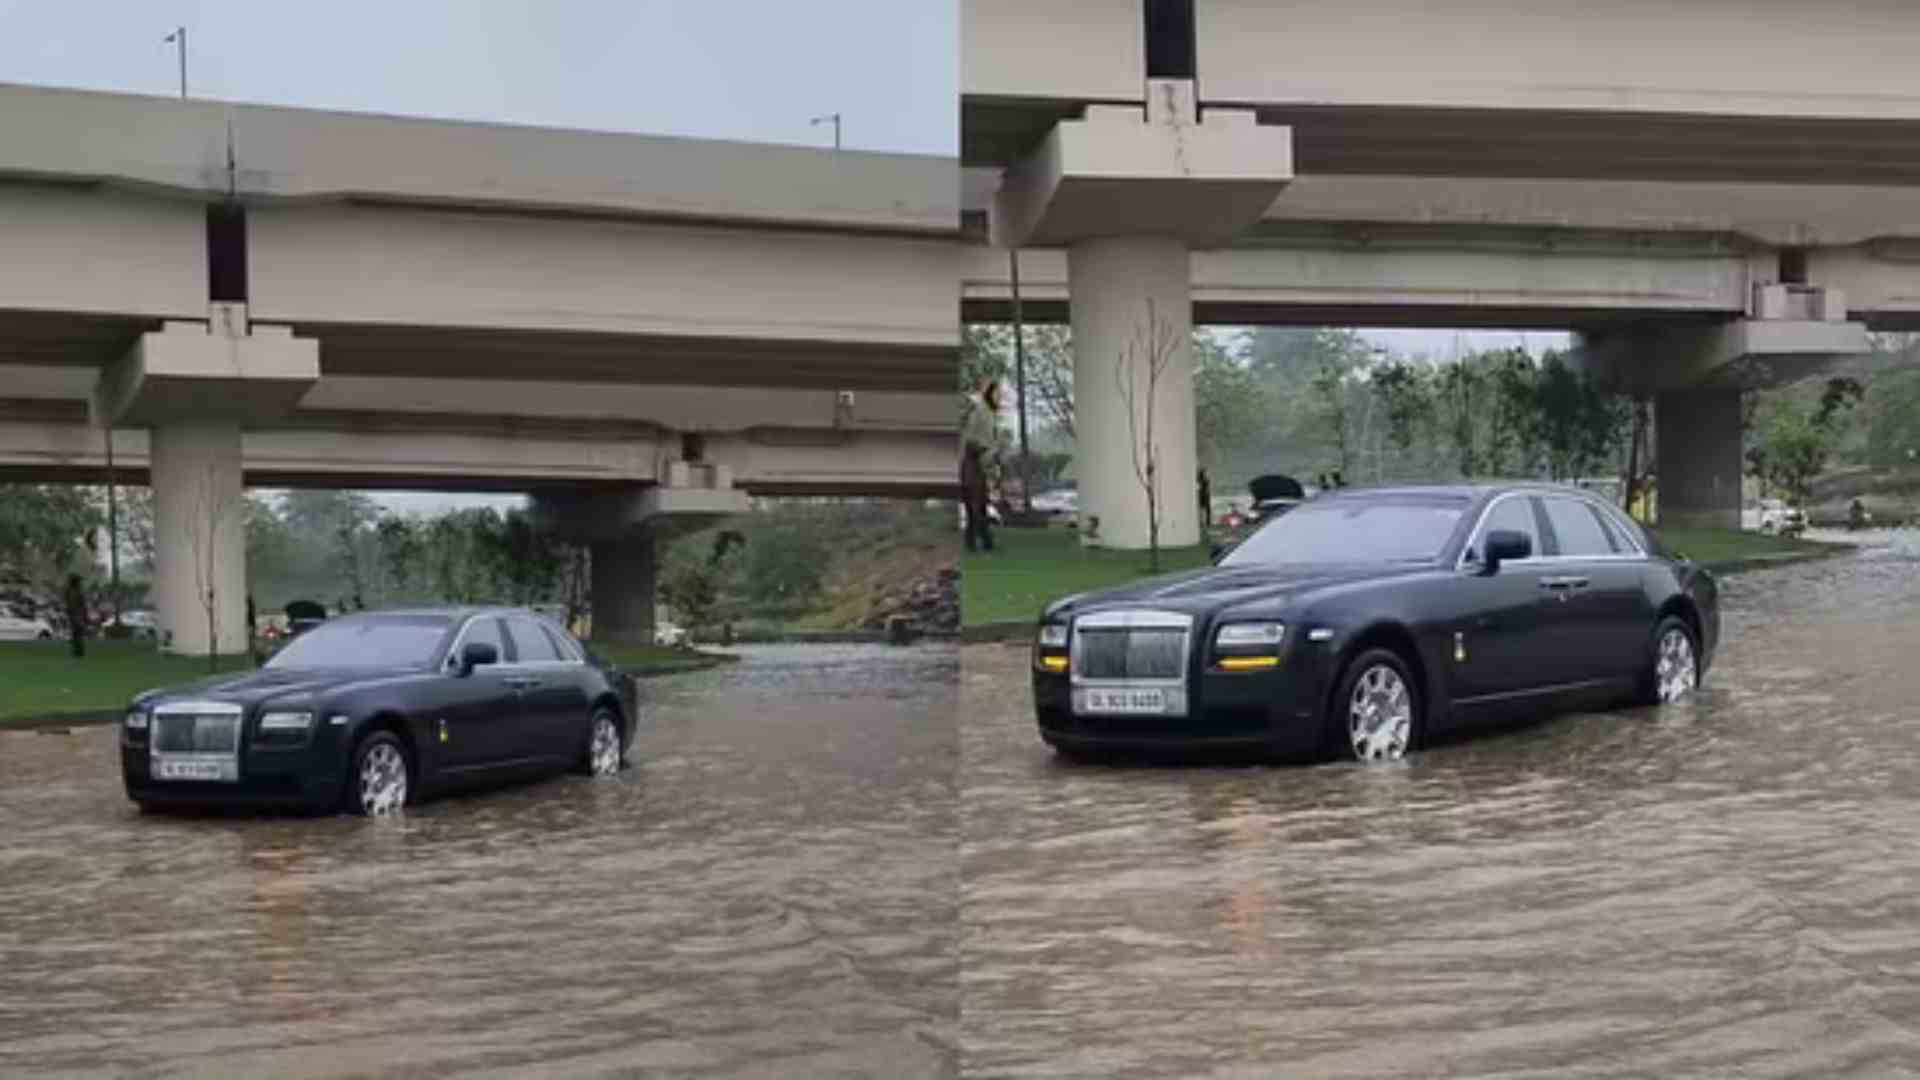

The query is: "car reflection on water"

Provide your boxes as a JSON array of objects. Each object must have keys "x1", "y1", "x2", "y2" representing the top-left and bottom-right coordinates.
[
  {"x1": 122, "y1": 607, "x2": 637, "y2": 816},
  {"x1": 1033, "y1": 483, "x2": 1720, "y2": 762}
]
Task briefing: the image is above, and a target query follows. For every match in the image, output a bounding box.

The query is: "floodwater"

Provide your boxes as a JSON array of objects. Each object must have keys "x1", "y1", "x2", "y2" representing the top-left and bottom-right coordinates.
[
  {"x1": 0, "y1": 644, "x2": 958, "y2": 1079},
  {"x1": 961, "y1": 542, "x2": 1920, "y2": 1078}
]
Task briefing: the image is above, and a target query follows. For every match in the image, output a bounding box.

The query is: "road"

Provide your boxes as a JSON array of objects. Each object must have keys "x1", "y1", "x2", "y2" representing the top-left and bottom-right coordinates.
[
  {"x1": 0, "y1": 644, "x2": 958, "y2": 1079},
  {"x1": 960, "y1": 539, "x2": 1920, "y2": 1078}
]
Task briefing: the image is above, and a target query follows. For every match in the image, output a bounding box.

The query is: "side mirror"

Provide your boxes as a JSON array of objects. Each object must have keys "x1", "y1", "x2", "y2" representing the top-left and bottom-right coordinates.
[
  {"x1": 1482, "y1": 529, "x2": 1532, "y2": 574},
  {"x1": 458, "y1": 641, "x2": 499, "y2": 675}
]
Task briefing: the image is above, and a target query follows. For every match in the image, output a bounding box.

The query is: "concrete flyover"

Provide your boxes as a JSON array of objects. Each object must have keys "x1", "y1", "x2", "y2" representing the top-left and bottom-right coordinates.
[
  {"x1": 0, "y1": 81, "x2": 962, "y2": 653},
  {"x1": 954, "y1": 0, "x2": 1920, "y2": 544}
]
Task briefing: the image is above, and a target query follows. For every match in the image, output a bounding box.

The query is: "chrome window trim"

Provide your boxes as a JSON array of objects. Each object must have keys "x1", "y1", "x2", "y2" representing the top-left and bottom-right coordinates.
[
  {"x1": 504, "y1": 613, "x2": 584, "y2": 669},
  {"x1": 1456, "y1": 489, "x2": 1649, "y2": 572}
]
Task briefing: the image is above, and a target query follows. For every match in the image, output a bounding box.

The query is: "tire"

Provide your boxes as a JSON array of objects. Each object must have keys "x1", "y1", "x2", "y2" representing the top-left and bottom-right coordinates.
[
  {"x1": 36, "y1": 630, "x2": 50, "y2": 640},
  {"x1": 1636, "y1": 615, "x2": 1700, "y2": 707},
  {"x1": 1044, "y1": 739, "x2": 1098, "y2": 764},
  {"x1": 577, "y1": 708, "x2": 624, "y2": 777},
  {"x1": 1329, "y1": 647, "x2": 1421, "y2": 763},
  {"x1": 347, "y1": 732, "x2": 412, "y2": 816}
]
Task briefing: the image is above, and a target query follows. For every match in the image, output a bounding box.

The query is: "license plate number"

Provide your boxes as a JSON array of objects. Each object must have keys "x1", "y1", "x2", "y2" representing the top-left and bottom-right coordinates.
[
  {"x1": 1080, "y1": 688, "x2": 1168, "y2": 715},
  {"x1": 154, "y1": 759, "x2": 234, "y2": 782}
]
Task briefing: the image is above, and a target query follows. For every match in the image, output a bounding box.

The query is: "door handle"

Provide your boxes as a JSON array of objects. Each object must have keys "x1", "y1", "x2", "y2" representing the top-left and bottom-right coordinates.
[
  {"x1": 504, "y1": 677, "x2": 542, "y2": 690},
  {"x1": 1540, "y1": 576, "x2": 1590, "y2": 590}
]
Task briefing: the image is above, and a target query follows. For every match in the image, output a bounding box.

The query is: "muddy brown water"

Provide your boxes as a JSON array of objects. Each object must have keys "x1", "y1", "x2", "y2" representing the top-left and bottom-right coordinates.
[
  {"x1": 0, "y1": 644, "x2": 958, "y2": 1079},
  {"x1": 961, "y1": 543, "x2": 1920, "y2": 1078}
]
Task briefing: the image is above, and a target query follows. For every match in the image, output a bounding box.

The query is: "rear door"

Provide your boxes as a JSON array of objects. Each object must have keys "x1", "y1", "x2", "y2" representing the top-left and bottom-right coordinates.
[
  {"x1": 1539, "y1": 495, "x2": 1652, "y2": 686},
  {"x1": 503, "y1": 614, "x2": 593, "y2": 762}
]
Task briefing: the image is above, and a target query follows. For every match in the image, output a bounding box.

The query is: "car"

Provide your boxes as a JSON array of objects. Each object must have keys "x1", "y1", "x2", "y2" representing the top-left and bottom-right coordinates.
[
  {"x1": 120, "y1": 607, "x2": 638, "y2": 816},
  {"x1": 0, "y1": 611, "x2": 54, "y2": 641},
  {"x1": 655, "y1": 621, "x2": 690, "y2": 647},
  {"x1": 1030, "y1": 483, "x2": 1719, "y2": 764},
  {"x1": 114, "y1": 610, "x2": 158, "y2": 639},
  {"x1": 1030, "y1": 488, "x2": 1079, "y2": 515},
  {"x1": 1745, "y1": 498, "x2": 1806, "y2": 536}
]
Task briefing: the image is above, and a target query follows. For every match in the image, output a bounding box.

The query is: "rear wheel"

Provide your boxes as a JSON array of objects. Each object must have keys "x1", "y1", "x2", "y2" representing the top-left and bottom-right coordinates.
[
  {"x1": 348, "y1": 732, "x2": 411, "y2": 816},
  {"x1": 1332, "y1": 648, "x2": 1420, "y2": 763},
  {"x1": 1637, "y1": 616, "x2": 1700, "y2": 706},
  {"x1": 578, "y1": 709, "x2": 623, "y2": 776}
]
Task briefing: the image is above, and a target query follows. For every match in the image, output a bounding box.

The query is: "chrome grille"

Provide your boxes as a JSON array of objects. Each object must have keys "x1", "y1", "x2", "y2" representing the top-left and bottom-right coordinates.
[
  {"x1": 1076, "y1": 628, "x2": 1186, "y2": 680},
  {"x1": 153, "y1": 713, "x2": 241, "y2": 755}
]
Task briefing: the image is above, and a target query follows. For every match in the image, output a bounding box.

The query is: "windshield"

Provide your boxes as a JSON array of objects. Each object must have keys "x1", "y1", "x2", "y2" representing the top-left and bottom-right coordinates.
[
  {"x1": 1220, "y1": 496, "x2": 1468, "y2": 567},
  {"x1": 264, "y1": 614, "x2": 453, "y2": 670}
]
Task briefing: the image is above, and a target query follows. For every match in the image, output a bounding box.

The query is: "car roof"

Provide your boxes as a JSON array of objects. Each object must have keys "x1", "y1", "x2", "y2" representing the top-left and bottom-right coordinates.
[
  {"x1": 331, "y1": 605, "x2": 550, "y2": 622},
  {"x1": 1314, "y1": 481, "x2": 1611, "y2": 503}
]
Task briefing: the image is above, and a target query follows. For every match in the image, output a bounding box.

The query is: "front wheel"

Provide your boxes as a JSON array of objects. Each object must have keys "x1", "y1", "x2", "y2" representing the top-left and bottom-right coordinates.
[
  {"x1": 1332, "y1": 648, "x2": 1420, "y2": 763},
  {"x1": 348, "y1": 732, "x2": 412, "y2": 816},
  {"x1": 1637, "y1": 616, "x2": 1700, "y2": 706},
  {"x1": 577, "y1": 709, "x2": 623, "y2": 777}
]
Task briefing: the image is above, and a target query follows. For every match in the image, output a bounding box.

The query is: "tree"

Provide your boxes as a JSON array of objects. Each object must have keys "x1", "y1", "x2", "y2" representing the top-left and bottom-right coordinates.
[
  {"x1": 0, "y1": 485, "x2": 101, "y2": 604},
  {"x1": 1369, "y1": 359, "x2": 1434, "y2": 466},
  {"x1": 1192, "y1": 333, "x2": 1262, "y2": 473},
  {"x1": 1747, "y1": 376, "x2": 1864, "y2": 504},
  {"x1": 1115, "y1": 300, "x2": 1181, "y2": 571},
  {"x1": 1310, "y1": 361, "x2": 1354, "y2": 478}
]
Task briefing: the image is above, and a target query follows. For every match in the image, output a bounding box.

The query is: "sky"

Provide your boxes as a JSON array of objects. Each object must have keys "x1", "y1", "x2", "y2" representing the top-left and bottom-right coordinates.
[{"x1": 0, "y1": 0, "x2": 957, "y2": 155}]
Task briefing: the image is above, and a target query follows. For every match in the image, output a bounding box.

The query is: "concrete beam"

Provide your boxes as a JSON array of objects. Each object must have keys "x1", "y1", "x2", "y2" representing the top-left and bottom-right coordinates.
[
  {"x1": 1582, "y1": 316, "x2": 1870, "y2": 395},
  {"x1": 0, "y1": 80, "x2": 958, "y2": 237},
  {"x1": 91, "y1": 312, "x2": 320, "y2": 427},
  {"x1": 992, "y1": 81, "x2": 1293, "y2": 250}
]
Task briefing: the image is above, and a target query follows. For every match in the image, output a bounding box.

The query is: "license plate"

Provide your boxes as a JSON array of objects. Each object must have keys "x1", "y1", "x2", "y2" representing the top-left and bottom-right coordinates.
[
  {"x1": 154, "y1": 759, "x2": 235, "y2": 782},
  {"x1": 1080, "y1": 687, "x2": 1169, "y2": 715}
]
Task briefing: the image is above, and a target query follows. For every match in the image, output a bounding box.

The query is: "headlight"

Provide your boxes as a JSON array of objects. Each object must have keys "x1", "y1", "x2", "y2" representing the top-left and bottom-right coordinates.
[
  {"x1": 124, "y1": 710, "x2": 149, "y2": 731},
  {"x1": 1035, "y1": 623, "x2": 1070, "y2": 673},
  {"x1": 1037, "y1": 624, "x2": 1068, "y2": 648},
  {"x1": 1215, "y1": 622, "x2": 1284, "y2": 648},
  {"x1": 258, "y1": 711, "x2": 315, "y2": 732}
]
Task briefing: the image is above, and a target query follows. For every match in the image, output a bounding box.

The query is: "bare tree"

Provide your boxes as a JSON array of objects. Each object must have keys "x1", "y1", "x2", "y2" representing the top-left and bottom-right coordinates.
[
  {"x1": 188, "y1": 464, "x2": 228, "y2": 670},
  {"x1": 1115, "y1": 300, "x2": 1181, "y2": 573}
]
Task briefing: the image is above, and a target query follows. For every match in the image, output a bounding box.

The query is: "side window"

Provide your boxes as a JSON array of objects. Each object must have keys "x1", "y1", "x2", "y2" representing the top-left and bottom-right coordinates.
[
  {"x1": 538, "y1": 621, "x2": 579, "y2": 662},
  {"x1": 506, "y1": 616, "x2": 561, "y2": 663},
  {"x1": 451, "y1": 616, "x2": 506, "y2": 669},
  {"x1": 1543, "y1": 497, "x2": 1615, "y2": 557},
  {"x1": 1591, "y1": 506, "x2": 1642, "y2": 555},
  {"x1": 1467, "y1": 496, "x2": 1540, "y2": 563}
]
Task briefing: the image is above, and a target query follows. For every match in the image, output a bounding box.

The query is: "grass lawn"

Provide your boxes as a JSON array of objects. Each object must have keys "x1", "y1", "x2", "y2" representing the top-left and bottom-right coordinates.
[
  {"x1": 963, "y1": 526, "x2": 1211, "y2": 626},
  {"x1": 960, "y1": 524, "x2": 1842, "y2": 628},
  {"x1": 1654, "y1": 527, "x2": 1836, "y2": 565},
  {"x1": 0, "y1": 638, "x2": 734, "y2": 729},
  {"x1": 0, "y1": 640, "x2": 253, "y2": 727}
]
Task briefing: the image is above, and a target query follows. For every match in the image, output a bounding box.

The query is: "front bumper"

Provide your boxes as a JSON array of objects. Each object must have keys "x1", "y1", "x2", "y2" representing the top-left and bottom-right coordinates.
[
  {"x1": 121, "y1": 731, "x2": 351, "y2": 812},
  {"x1": 1033, "y1": 643, "x2": 1337, "y2": 759}
]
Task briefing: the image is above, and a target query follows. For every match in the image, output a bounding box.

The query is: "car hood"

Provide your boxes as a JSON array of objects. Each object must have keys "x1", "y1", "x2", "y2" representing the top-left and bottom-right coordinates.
[
  {"x1": 1045, "y1": 561, "x2": 1430, "y2": 620},
  {"x1": 135, "y1": 666, "x2": 424, "y2": 710}
]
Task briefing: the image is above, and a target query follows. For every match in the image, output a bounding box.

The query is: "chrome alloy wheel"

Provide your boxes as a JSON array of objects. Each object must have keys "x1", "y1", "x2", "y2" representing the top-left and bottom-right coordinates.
[
  {"x1": 1349, "y1": 663, "x2": 1413, "y2": 762},
  {"x1": 588, "y1": 713, "x2": 622, "y2": 777},
  {"x1": 1656, "y1": 626, "x2": 1698, "y2": 704},
  {"x1": 358, "y1": 742, "x2": 409, "y2": 816}
]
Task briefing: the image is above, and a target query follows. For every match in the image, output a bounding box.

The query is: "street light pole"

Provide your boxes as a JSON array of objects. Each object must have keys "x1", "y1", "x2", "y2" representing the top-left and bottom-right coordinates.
[
  {"x1": 810, "y1": 113, "x2": 842, "y2": 150},
  {"x1": 163, "y1": 26, "x2": 187, "y2": 98}
]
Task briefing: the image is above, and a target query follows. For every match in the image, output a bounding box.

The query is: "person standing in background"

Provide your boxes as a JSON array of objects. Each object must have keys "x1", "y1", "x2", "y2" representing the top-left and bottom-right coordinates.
[
  {"x1": 961, "y1": 379, "x2": 1001, "y2": 553},
  {"x1": 1196, "y1": 468, "x2": 1212, "y2": 540},
  {"x1": 63, "y1": 573, "x2": 87, "y2": 659}
]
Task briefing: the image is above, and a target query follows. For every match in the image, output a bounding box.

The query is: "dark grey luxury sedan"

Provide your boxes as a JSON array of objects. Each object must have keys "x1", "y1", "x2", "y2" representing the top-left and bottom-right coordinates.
[
  {"x1": 1033, "y1": 483, "x2": 1720, "y2": 763},
  {"x1": 121, "y1": 608, "x2": 637, "y2": 816}
]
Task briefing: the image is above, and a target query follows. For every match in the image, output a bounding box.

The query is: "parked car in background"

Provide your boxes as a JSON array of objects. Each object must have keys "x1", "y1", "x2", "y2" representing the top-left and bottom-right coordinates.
[
  {"x1": 1030, "y1": 487, "x2": 1078, "y2": 516},
  {"x1": 1032, "y1": 483, "x2": 1718, "y2": 763},
  {"x1": 1744, "y1": 498, "x2": 1806, "y2": 536},
  {"x1": 116, "y1": 610, "x2": 158, "y2": 639},
  {"x1": 655, "y1": 621, "x2": 690, "y2": 647},
  {"x1": 0, "y1": 610, "x2": 54, "y2": 641},
  {"x1": 121, "y1": 607, "x2": 638, "y2": 816}
]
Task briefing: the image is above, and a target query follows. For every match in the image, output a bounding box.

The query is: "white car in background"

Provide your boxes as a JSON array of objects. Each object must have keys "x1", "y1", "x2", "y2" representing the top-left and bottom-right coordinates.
[
  {"x1": 0, "y1": 612, "x2": 54, "y2": 641},
  {"x1": 655, "y1": 621, "x2": 690, "y2": 648},
  {"x1": 1029, "y1": 488, "x2": 1078, "y2": 516},
  {"x1": 1744, "y1": 498, "x2": 1806, "y2": 535}
]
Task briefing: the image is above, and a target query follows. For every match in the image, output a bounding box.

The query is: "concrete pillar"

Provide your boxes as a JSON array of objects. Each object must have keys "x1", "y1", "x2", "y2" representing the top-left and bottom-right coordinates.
[
  {"x1": 150, "y1": 420, "x2": 248, "y2": 656},
  {"x1": 1656, "y1": 388, "x2": 1744, "y2": 531},
  {"x1": 1067, "y1": 234, "x2": 1198, "y2": 550},
  {"x1": 590, "y1": 538, "x2": 658, "y2": 646}
]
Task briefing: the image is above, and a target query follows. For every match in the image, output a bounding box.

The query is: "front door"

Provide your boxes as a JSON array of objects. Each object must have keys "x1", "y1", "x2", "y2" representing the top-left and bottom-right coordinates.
[
  {"x1": 1446, "y1": 494, "x2": 1559, "y2": 717},
  {"x1": 435, "y1": 615, "x2": 524, "y2": 771}
]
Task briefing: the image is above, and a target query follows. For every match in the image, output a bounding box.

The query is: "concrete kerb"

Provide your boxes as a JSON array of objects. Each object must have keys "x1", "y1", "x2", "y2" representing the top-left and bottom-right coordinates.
[{"x1": 957, "y1": 544, "x2": 1860, "y2": 646}]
